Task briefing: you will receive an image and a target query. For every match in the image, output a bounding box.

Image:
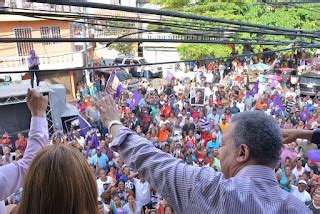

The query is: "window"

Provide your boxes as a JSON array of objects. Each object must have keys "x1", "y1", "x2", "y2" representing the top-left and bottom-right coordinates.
[
  {"x1": 40, "y1": 26, "x2": 61, "y2": 45},
  {"x1": 114, "y1": 58, "x2": 124, "y2": 64},
  {"x1": 14, "y1": 28, "x2": 34, "y2": 56}
]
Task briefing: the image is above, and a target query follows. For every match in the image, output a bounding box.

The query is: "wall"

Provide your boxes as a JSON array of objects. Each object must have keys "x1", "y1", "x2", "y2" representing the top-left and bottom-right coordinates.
[
  {"x1": 40, "y1": 70, "x2": 81, "y2": 100},
  {"x1": 0, "y1": 19, "x2": 73, "y2": 58}
]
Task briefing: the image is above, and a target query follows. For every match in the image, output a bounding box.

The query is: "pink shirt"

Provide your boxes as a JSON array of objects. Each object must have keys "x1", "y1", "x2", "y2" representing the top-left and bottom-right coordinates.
[
  {"x1": 280, "y1": 145, "x2": 297, "y2": 165},
  {"x1": 0, "y1": 117, "x2": 48, "y2": 212}
]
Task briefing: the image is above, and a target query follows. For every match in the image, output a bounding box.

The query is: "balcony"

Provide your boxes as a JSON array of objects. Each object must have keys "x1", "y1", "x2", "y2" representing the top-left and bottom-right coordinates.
[
  {"x1": 5, "y1": 0, "x2": 84, "y2": 13},
  {"x1": 0, "y1": 52, "x2": 85, "y2": 75}
]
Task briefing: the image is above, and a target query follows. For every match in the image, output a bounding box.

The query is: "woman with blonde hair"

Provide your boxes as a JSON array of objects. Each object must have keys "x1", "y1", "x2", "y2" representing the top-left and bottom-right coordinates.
[{"x1": 17, "y1": 144, "x2": 98, "y2": 214}]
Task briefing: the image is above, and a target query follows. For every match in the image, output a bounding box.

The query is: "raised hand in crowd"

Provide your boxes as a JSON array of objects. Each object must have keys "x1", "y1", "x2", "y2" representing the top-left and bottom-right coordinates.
[
  {"x1": 0, "y1": 89, "x2": 49, "y2": 212},
  {"x1": 26, "y1": 88, "x2": 48, "y2": 117}
]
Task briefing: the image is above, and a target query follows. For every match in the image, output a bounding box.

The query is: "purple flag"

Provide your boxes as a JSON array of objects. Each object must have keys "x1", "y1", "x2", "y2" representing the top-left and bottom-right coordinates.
[
  {"x1": 133, "y1": 87, "x2": 141, "y2": 105},
  {"x1": 105, "y1": 70, "x2": 116, "y2": 94},
  {"x1": 246, "y1": 80, "x2": 259, "y2": 97},
  {"x1": 78, "y1": 115, "x2": 91, "y2": 138},
  {"x1": 86, "y1": 131, "x2": 99, "y2": 158},
  {"x1": 113, "y1": 83, "x2": 122, "y2": 99},
  {"x1": 270, "y1": 74, "x2": 279, "y2": 89},
  {"x1": 166, "y1": 70, "x2": 174, "y2": 82},
  {"x1": 272, "y1": 95, "x2": 284, "y2": 111}
]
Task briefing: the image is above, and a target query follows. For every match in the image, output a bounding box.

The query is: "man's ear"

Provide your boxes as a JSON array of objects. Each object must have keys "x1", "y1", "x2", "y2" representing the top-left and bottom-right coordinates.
[{"x1": 236, "y1": 144, "x2": 250, "y2": 163}]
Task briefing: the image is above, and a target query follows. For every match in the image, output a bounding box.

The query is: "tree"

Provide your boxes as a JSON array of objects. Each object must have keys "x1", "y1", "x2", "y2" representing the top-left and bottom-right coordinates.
[
  {"x1": 107, "y1": 42, "x2": 134, "y2": 54},
  {"x1": 149, "y1": 0, "x2": 190, "y2": 8},
  {"x1": 149, "y1": 0, "x2": 320, "y2": 59}
]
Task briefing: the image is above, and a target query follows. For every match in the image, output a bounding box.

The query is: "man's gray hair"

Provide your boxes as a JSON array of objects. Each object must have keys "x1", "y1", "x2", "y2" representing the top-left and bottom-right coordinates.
[{"x1": 231, "y1": 111, "x2": 282, "y2": 167}]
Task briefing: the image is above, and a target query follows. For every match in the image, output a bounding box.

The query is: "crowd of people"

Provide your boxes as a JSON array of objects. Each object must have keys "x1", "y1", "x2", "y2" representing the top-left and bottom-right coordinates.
[{"x1": 1, "y1": 49, "x2": 320, "y2": 213}]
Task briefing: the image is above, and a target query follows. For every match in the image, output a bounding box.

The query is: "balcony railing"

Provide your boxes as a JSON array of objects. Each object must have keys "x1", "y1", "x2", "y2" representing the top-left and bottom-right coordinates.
[
  {"x1": 143, "y1": 32, "x2": 219, "y2": 40},
  {"x1": 0, "y1": 52, "x2": 85, "y2": 72},
  {"x1": 5, "y1": 0, "x2": 84, "y2": 13}
]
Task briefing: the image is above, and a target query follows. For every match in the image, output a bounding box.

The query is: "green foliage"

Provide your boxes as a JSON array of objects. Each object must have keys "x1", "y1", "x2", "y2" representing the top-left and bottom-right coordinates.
[
  {"x1": 107, "y1": 43, "x2": 134, "y2": 54},
  {"x1": 148, "y1": 0, "x2": 190, "y2": 8},
  {"x1": 149, "y1": 1, "x2": 320, "y2": 60},
  {"x1": 178, "y1": 44, "x2": 232, "y2": 60}
]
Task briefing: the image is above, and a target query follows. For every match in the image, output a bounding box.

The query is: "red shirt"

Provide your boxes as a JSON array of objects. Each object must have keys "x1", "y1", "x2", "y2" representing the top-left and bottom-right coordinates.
[
  {"x1": 201, "y1": 132, "x2": 212, "y2": 148},
  {"x1": 162, "y1": 105, "x2": 171, "y2": 119},
  {"x1": 192, "y1": 111, "x2": 202, "y2": 120},
  {"x1": 196, "y1": 151, "x2": 203, "y2": 160},
  {"x1": 15, "y1": 139, "x2": 27, "y2": 152},
  {"x1": 1, "y1": 138, "x2": 10, "y2": 145},
  {"x1": 204, "y1": 157, "x2": 211, "y2": 165}
]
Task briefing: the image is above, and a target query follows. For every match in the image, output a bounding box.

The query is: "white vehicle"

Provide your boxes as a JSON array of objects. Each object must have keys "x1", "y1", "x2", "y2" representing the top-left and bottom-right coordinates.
[{"x1": 113, "y1": 57, "x2": 163, "y2": 79}]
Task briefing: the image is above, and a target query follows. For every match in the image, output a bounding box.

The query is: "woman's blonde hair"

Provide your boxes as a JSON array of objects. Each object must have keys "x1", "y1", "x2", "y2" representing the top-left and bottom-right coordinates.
[{"x1": 18, "y1": 144, "x2": 98, "y2": 214}]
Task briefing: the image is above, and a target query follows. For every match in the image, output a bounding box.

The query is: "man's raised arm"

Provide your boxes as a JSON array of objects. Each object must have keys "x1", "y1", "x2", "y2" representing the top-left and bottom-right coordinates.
[{"x1": 94, "y1": 95, "x2": 223, "y2": 213}]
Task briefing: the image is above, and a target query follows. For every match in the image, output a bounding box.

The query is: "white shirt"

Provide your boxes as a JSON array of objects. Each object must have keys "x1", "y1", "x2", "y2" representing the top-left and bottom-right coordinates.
[
  {"x1": 133, "y1": 178, "x2": 151, "y2": 206},
  {"x1": 205, "y1": 72, "x2": 213, "y2": 83},
  {"x1": 286, "y1": 91, "x2": 297, "y2": 99},
  {"x1": 291, "y1": 186, "x2": 311, "y2": 203},
  {"x1": 97, "y1": 177, "x2": 113, "y2": 196},
  {"x1": 236, "y1": 102, "x2": 245, "y2": 112},
  {"x1": 176, "y1": 100, "x2": 185, "y2": 111},
  {"x1": 75, "y1": 136, "x2": 85, "y2": 148},
  {"x1": 292, "y1": 167, "x2": 305, "y2": 180},
  {"x1": 205, "y1": 87, "x2": 212, "y2": 100}
]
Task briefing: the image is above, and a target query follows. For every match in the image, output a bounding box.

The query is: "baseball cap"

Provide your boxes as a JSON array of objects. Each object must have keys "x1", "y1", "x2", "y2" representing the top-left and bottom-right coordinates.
[
  {"x1": 298, "y1": 180, "x2": 307, "y2": 185},
  {"x1": 178, "y1": 113, "x2": 183, "y2": 117}
]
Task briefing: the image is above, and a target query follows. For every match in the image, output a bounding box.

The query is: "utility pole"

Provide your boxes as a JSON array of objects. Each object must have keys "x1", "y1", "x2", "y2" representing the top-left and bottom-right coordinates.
[{"x1": 82, "y1": 4, "x2": 90, "y2": 85}]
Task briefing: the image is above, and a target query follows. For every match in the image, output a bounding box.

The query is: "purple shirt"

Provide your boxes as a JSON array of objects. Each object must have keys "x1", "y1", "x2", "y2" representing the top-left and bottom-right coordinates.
[
  {"x1": 110, "y1": 127, "x2": 311, "y2": 214},
  {"x1": 0, "y1": 117, "x2": 48, "y2": 200},
  {"x1": 27, "y1": 55, "x2": 40, "y2": 68}
]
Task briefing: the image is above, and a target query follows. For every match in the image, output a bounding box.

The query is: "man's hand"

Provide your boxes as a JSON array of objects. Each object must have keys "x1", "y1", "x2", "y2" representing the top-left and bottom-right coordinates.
[
  {"x1": 282, "y1": 129, "x2": 313, "y2": 144},
  {"x1": 26, "y1": 89, "x2": 48, "y2": 117},
  {"x1": 92, "y1": 94, "x2": 121, "y2": 130}
]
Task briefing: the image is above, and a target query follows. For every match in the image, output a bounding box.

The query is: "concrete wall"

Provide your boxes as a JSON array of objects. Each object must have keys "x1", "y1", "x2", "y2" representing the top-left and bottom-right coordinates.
[{"x1": 0, "y1": 19, "x2": 73, "y2": 58}]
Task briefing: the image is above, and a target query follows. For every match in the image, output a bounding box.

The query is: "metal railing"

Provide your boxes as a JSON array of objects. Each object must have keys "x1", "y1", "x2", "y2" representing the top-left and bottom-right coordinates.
[{"x1": 0, "y1": 52, "x2": 85, "y2": 72}]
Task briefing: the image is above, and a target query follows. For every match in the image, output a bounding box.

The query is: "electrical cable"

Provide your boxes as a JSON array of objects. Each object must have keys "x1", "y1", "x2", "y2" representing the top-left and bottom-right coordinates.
[
  {"x1": 2, "y1": 9, "x2": 319, "y2": 40},
  {"x1": 0, "y1": 37, "x2": 295, "y2": 46},
  {"x1": 10, "y1": 11, "x2": 300, "y2": 45},
  {"x1": 27, "y1": 0, "x2": 317, "y2": 34},
  {"x1": 1, "y1": 44, "x2": 319, "y2": 74}
]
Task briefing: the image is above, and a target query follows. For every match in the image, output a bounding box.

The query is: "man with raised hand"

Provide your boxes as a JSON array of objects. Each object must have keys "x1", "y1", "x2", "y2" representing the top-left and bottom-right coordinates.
[{"x1": 94, "y1": 94, "x2": 312, "y2": 214}]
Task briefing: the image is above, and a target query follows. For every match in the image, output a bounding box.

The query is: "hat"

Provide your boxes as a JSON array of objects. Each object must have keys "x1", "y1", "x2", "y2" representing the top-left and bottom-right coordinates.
[
  {"x1": 186, "y1": 112, "x2": 191, "y2": 116},
  {"x1": 178, "y1": 113, "x2": 183, "y2": 117},
  {"x1": 298, "y1": 180, "x2": 307, "y2": 185}
]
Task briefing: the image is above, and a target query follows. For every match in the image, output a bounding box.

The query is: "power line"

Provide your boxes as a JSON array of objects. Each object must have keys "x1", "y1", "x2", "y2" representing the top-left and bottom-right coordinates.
[
  {"x1": 2, "y1": 44, "x2": 319, "y2": 74},
  {"x1": 3, "y1": 9, "x2": 319, "y2": 41},
  {"x1": 7, "y1": 10, "x2": 300, "y2": 44},
  {"x1": 0, "y1": 37, "x2": 293, "y2": 46},
  {"x1": 28, "y1": 0, "x2": 317, "y2": 34}
]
